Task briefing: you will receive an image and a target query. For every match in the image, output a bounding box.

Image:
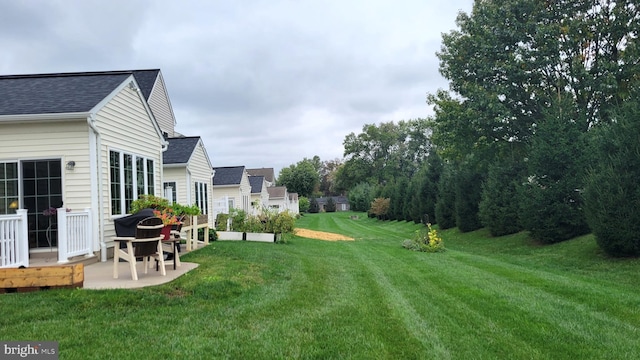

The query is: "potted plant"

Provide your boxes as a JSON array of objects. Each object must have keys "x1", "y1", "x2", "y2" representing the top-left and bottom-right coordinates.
[{"x1": 153, "y1": 208, "x2": 181, "y2": 240}]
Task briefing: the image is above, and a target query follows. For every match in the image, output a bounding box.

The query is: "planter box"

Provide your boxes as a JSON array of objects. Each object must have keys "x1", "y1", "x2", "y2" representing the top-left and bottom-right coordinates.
[
  {"x1": 245, "y1": 232, "x2": 276, "y2": 243},
  {"x1": 216, "y1": 231, "x2": 244, "y2": 241},
  {"x1": 0, "y1": 264, "x2": 84, "y2": 293}
]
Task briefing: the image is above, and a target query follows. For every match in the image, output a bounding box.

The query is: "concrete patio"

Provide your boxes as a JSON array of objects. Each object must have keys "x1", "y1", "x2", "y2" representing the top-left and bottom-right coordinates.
[{"x1": 28, "y1": 246, "x2": 203, "y2": 290}]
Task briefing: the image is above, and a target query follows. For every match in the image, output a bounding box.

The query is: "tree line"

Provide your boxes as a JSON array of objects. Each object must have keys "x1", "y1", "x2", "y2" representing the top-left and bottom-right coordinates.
[{"x1": 279, "y1": 0, "x2": 640, "y2": 258}]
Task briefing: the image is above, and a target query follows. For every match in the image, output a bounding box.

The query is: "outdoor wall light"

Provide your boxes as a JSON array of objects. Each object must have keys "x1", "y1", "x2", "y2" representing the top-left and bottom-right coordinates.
[{"x1": 66, "y1": 161, "x2": 76, "y2": 170}]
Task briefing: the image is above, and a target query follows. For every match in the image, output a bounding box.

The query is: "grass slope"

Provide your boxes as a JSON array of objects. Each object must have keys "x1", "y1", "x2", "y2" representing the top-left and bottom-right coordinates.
[{"x1": 0, "y1": 212, "x2": 638, "y2": 359}]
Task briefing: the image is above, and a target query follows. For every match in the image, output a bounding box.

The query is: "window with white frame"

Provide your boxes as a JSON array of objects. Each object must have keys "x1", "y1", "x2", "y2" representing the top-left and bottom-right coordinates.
[
  {"x1": 0, "y1": 162, "x2": 19, "y2": 215},
  {"x1": 194, "y1": 181, "x2": 208, "y2": 215},
  {"x1": 163, "y1": 182, "x2": 177, "y2": 204},
  {"x1": 109, "y1": 150, "x2": 155, "y2": 215}
]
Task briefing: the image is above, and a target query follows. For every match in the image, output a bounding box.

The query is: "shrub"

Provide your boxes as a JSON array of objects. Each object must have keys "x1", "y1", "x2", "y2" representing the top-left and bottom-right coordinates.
[
  {"x1": 369, "y1": 197, "x2": 390, "y2": 220},
  {"x1": 215, "y1": 213, "x2": 230, "y2": 231},
  {"x1": 402, "y1": 223, "x2": 445, "y2": 252},
  {"x1": 348, "y1": 182, "x2": 377, "y2": 212},
  {"x1": 130, "y1": 195, "x2": 170, "y2": 214},
  {"x1": 298, "y1": 197, "x2": 310, "y2": 213}
]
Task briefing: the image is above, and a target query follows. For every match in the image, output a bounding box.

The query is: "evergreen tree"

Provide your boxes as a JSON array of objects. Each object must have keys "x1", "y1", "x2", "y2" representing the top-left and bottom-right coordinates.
[
  {"x1": 479, "y1": 159, "x2": 526, "y2": 236},
  {"x1": 455, "y1": 166, "x2": 484, "y2": 233},
  {"x1": 584, "y1": 91, "x2": 640, "y2": 256},
  {"x1": 308, "y1": 198, "x2": 320, "y2": 213},
  {"x1": 520, "y1": 97, "x2": 590, "y2": 243},
  {"x1": 435, "y1": 164, "x2": 457, "y2": 229}
]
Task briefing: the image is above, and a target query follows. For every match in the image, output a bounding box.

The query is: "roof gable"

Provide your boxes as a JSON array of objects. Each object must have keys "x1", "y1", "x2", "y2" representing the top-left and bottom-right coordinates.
[
  {"x1": 163, "y1": 136, "x2": 201, "y2": 164},
  {"x1": 213, "y1": 166, "x2": 246, "y2": 185},
  {"x1": 248, "y1": 176, "x2": 265, "y2": 194},
  {"x1": 132, "y1": 69, "x2": 160, "y2": 101},
  {"x1": 246, "y1": 168, "x2": 275, "y2": 184}
]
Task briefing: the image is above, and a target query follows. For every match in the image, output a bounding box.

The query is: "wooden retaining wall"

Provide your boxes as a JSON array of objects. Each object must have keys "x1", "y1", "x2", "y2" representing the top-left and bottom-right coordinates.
[{"x1": 0, "y1": 264, "x2": 84, "y2": 293}]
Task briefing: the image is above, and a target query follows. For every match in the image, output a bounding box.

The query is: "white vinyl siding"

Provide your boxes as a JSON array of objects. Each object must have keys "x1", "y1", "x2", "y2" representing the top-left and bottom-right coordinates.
[
  {"x1": 162, "y1": 167, "x2": 188, "y2": 204},
  {"x1": 95, "y1": 84, "x2": 163, "y2": 240},
  {"x1": 147, "y1": 73, "x2": 176, "y2": 137},
  {"x1": 187, "y1": 141, "x2": 213, "y2": 223},
  {"x1": 0, "y1": 120, "x2": 91, "y2": 212}
]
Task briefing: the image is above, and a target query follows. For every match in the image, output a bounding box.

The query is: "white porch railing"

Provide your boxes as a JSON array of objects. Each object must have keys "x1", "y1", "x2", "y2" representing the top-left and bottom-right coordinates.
[
  {"x1": 0, "y1": 209, "x2": 29, "y2": 268},
  {"x1": 213, "y1": 196, "x2": 229, "y2": 219},
  {"x1": 57, "y1": 207, "x2": 93, "y2": 263}
]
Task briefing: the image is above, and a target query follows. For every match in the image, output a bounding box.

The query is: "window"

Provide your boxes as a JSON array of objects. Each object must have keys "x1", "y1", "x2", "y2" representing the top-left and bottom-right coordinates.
[
  {"x1": 228, "y1": 198, "x2": 235, "y2": 211},
  {"x1": 0, "y1": 162, "x2": 19, "y2": 215},
  {"x1": 109, "y1": 150, "x2": 155, "y2": 215},
  {"x1": 195, "y1": 181, "x2": 208, "y2": 214},
  {"x1": 163, "y1": 182, "x2": 177, "y2": 204}
]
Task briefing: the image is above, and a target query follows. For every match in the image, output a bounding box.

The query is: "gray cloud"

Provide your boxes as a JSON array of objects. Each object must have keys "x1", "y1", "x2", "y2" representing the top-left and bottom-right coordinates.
[{"x1": 0, "y1": 0, "x2": 473, "y2": 174}]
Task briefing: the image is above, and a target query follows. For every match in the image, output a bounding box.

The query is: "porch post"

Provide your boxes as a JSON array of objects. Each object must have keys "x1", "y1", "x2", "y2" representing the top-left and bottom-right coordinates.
[
  {"x1": 16, "y1": 209, "x2": 29, "y2": 267},
  {"x1": 57, "y1": 207, "x2": 68, "y2": 263}
]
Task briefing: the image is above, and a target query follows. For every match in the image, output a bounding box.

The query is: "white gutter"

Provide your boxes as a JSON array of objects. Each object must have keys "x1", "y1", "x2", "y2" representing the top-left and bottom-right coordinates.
[
  {"x1": 0, "y1": 112, "x2": 89, "y2": 122},
  {"x1": 87, "y1": 114, "x2": 107, "y2": 262}
]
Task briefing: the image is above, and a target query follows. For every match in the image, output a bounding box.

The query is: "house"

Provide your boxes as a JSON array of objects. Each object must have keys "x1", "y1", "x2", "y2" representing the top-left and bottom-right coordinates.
[
  {"x1": 212, "y1": 166, "x2": 252, "y2": 219},
  {"x1": 246, "y1": 168, "x2": 276, "y2": 187},
  {"x1": 134, "y1": 70, "x2": 215, "y2": 229},
  {"x1": 288, "y1": 193, "x2": 300, "y2": 215},
  {"x1": 0, "y1": 70, "x2": 167, "y2": 266},
  {"x1": 267, "y1": 186, "x2": 291, "y2": 213},
  {"x1": 316, "y1": 196, "x2": 350, "y2": 212},
  {"x1": 162, "y1": 136, "x2": 214, "y2": 225},
  {"x1": 248, "y1": 175, "x2": 269, "y2": 215}
]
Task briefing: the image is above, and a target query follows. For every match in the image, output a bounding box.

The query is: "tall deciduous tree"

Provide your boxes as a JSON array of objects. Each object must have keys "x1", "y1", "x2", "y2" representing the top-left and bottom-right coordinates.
[
  {"x1": 338, "y1": 119, "x2": 432, "y2": 188},
  {"x1": 277, "y1": 157, "x2": 320, "y2": 197}
]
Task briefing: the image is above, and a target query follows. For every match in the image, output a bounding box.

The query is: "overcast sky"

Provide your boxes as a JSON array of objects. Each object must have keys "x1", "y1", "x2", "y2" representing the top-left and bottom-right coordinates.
[{"x1": 0, "y1": 0, "x2": 472, "y2": 176}]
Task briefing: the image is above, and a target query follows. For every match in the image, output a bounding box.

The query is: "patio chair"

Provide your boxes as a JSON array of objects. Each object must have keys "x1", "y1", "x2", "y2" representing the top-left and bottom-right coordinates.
[{"x1": 112, "y1": 217, "x2": 166, "y2": 280}]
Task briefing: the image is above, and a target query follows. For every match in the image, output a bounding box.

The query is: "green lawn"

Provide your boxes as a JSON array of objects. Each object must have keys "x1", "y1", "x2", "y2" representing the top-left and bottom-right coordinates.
[{"x1": 1, "y1": 212, "x2": 639, "y2": 359}]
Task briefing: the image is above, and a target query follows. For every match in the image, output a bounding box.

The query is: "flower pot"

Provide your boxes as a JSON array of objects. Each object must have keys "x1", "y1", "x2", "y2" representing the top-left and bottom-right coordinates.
[{"x1": 161, "y1": 225, "x2": 172, "y2": 241}]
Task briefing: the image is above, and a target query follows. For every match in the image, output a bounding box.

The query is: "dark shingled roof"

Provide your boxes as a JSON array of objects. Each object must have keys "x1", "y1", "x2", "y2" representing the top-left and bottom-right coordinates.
[
  {"x1": 267, "y1": 186, "x2": 287, "y2": 199},
  {"x1": 0, "y1": 69, "x2": 162, "y2": 116},
  {"x1": 0, "y1": 72, "x2": 131, "y2": 115},
  {"x1": 163, "y1": 137, "x2": 201, "y2": 165},
  {"x1": 213, "y1": 166, "x2": 245, "y2": 186},
  {"x1": 246, "y1": 168, "x2": 275, "y2": 183},
  {"x1": 132, "y1": 70, "x2": 160, "y2": 101},
  {"x1": 248, "y1": 176, "x2": 265, "y2": 194}
]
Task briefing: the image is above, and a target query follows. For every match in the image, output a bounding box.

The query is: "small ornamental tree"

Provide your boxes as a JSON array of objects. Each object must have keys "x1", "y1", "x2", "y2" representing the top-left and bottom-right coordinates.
[{"x1": 369, "y1": 197, "x2": 390, "y2": 220}]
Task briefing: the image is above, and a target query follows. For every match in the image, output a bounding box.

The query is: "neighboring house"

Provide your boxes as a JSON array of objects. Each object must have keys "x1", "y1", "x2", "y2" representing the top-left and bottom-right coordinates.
[
  {"x1": 267, "y1": 186, "x2": 291, "y2": 213},
  {"x1": 162, "y1": 136, "x2": 214, "y2": 225},
  {"x1": 134, "y1": 70, "x2": 215, "y2": 228},
  {"x1": 0, "y1": 70, "x2": 167, "y2": 265},
  {"x1": 246, "y1": 168, "x2": 275, "y2": 187},
  {"x1": 316, "y1": 196, "x2": 351, "y2": 212},
  {"x1": 212, "y1": 166, "x2": 252, "y2": 218},
  {"x1": 288, "y1": 193, "x2": 300, "y2": 215},
  {"x1": 248, "y1": 175, "x2": 269, "y2": 215}
]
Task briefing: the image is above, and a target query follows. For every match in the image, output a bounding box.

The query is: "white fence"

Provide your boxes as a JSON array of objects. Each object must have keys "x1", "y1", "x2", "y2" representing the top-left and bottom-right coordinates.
[
  {"x1": 57, "y1": 208, "x2": 93, "y2": 263},
  {"x1": 0, "y1": 209, "x2": 29, "y2": 268}
]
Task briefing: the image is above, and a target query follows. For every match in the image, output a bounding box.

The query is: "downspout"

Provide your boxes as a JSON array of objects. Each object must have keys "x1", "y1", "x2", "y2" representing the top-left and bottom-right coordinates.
[{"x1": 87, "y1": 115, "x2": 107, "y2": 262}]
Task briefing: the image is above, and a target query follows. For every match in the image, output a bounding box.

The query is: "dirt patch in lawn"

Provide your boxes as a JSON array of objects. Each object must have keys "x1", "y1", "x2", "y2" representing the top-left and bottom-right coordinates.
[{"x1": 294, "y1": 228, "x2": 355, "y2": 241}]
